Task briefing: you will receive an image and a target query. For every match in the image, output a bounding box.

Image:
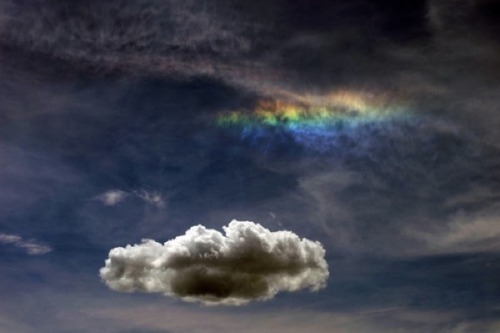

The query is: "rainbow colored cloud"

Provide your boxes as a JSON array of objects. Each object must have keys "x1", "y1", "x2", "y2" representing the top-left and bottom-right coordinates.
[{"x1": 217, "y1": 90, "x2": 410, "y2": 151}]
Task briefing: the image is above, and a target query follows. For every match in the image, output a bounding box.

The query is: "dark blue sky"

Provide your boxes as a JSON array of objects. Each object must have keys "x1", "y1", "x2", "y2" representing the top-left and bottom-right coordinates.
[{"x1": 1, "y1": 1, "x2": 500, "y2": 332}]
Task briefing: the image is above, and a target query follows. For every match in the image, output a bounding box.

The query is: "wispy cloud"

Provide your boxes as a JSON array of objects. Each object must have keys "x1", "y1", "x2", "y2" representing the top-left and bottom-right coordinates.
[
  {"x1": 0, "y1": 233, "x2": 52, "y2": 255},
  {"x1": 134, "y1": 190, "x2": 166, "y2": 209},
  {"x1": 407, "y1": 213, "x2": 500, "y2": 255},
  {"x1": 96, "y1": 189, "x2": 165, "y2": 208},
  {"x1": 85, "y1": 303, "x2": 499, "y2": 333},
  {"x1": 0, "y1": 0, "x2": 256, "y2": 77},
  {"x1": 96, "y1": 190, "x2": 129, "y2": 206}
]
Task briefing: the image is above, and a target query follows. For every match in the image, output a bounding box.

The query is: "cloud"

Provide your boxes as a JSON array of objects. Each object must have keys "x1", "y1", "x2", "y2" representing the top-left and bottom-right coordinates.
[
  {"x1": 97, "y1": 190, "x2": 129, "y2": 206},
  {"x1": 0, "y1": 234, "x2": 21, "y2": 243},
  {"x1": 0, "y1": 0, "x2": 257, "y2": 77},
  {"x1": 84, "y1": 303, "x2": 500, "y2": 333},
  {"x1": 407, "y1": 213, "x2": 500, "y2": 254},
  {"x1": 134, "y1": 190, "x2": 166, "y2": 209},
  {"x1": 100, "y1": 220, "x2": 328, "y2": 305},
  {"x1": 0, "y1": 233, "x2": 52, "y2": 255},
  {"x1": 96, "y1": 189, "x2": 165, "y2": 208}
]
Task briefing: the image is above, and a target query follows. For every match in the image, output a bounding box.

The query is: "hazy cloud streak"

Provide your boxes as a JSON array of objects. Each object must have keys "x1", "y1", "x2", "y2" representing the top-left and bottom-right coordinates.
[
  {"x1": 96, "y1": 189, "x2": 165, "y2": 208},
  {"x1": 0, "y1": 233, "x2": 52, "y2": 255}
]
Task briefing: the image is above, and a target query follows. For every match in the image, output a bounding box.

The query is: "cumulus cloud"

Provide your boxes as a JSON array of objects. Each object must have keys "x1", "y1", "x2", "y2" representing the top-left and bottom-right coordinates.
[
  {"x1": 100, "y1": 220, "x2": 329, "y2": 305},
  {"x1": 0, "y1": 233, "x2": 52, "y2": 255}
]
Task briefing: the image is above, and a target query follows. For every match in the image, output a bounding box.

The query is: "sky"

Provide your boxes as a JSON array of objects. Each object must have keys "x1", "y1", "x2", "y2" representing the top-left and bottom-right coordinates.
[{"x1": 1, "y1": 0, "x2": 500, "y2": 332}]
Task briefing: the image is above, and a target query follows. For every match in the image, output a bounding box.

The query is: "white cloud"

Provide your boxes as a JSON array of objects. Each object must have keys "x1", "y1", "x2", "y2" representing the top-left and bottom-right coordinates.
[
  {"x1": 96, "y1": 189, "x2": 165, "y2": 208},
  {"x1": 134, "y1": 190, "x2": 166, "y2": 209},
  {"x1": 0, "y1": 233, "x2": 52, "y2": 255},
  {"x1": 97, "y1": 190, "x2": 128, "y2": 206},
  {"x1": 15, "y1": 241, "x2": 52, "y2": 255},
  {"x1": 100, "y1": 220, "x2": 329, "y2": 305},
  {"x1": 0, "y1": 234, "x2": 22, "y2": 243},
  {"x1": 406, "y1": 213, "x2": 500, "y2": 254}
]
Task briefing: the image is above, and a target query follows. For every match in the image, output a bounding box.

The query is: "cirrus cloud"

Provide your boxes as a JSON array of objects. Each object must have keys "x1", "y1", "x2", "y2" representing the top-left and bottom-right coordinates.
[
  {"x1": 100, "y1": 220, "x2": 329, "y2": 305},
  {"x1": 0, "y1": 233, "x2": 52, "y2": 255},
  {"x1": 0, "y1": 0, "x2": 255, "y2": 77}
]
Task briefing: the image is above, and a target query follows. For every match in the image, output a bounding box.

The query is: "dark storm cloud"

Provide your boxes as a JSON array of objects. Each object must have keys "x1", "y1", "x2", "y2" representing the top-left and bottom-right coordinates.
[{"x1": 100, "y1": 220, "x2": 328, "y2": 305}]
